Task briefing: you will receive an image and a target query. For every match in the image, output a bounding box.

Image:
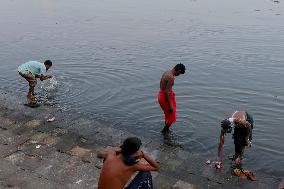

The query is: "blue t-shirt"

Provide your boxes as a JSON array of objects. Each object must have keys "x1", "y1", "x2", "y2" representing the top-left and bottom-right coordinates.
[{"x1": 18, "y1": 61, "x2": 46, "y2": 76}]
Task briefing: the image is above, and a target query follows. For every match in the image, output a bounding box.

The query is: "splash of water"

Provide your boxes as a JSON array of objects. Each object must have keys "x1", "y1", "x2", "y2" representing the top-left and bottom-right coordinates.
[
  {"x1": 39, "y1": 76, "x2": 59, "y2": 105},
  {"x1": 41, "y1": 76, "x2": 58, "y2": 91}
]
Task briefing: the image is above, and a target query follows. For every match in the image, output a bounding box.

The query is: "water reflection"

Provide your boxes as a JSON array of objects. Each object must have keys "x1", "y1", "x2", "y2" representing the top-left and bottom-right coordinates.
[
  {"x1": 0, "y1": 0, "x2": 283, "y2": 178},
  {"x1": 162, "y1": 130, "x2": 183, "y2": 148}
]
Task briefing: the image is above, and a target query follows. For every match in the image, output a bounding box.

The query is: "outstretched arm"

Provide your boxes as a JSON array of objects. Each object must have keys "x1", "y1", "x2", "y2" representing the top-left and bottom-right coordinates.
[
  {"x1": 217, "y1": 129, "x2": 226, "y2": 162},
  {"x1": 216, "y1": 130, "x2": 226, "y2": 169}
]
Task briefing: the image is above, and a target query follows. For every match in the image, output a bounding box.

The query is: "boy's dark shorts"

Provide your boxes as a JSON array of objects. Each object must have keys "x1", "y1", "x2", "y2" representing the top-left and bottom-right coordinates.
[{"x1": 233, "y1": 112, "x2": 254, "y2": 156}]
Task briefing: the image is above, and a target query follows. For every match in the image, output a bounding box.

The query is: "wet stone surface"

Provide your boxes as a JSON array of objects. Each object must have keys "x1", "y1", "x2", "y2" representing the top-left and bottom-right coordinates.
[{"x1": 0, "y1": 98, "x2": 281, "y2": 189}]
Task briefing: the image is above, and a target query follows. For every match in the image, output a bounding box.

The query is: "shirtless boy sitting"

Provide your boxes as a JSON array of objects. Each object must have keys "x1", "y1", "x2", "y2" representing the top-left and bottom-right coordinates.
[{"x1": 97, "y1": 137, "x2": 159, "y2": 189}]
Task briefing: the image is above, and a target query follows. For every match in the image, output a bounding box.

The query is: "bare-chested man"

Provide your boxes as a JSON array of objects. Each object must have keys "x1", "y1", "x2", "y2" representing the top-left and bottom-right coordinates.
[
  {"x1": 97, "y1": 137, "x2": 159, "y2": 189},
  {"x1": 158, "y1": 63, "x2": 186, "y2": 133},
  {"x1": 216, "y1": 111, "x2": 254, "y2": 169}
]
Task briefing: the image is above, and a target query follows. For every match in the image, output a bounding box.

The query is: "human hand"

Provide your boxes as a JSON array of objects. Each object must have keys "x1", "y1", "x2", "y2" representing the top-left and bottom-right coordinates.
[
  {"x1": 215, "y1": 161, "x2": 222, "y2": 169},
  {"x1": 246, "y1": 139, "x2": 252, "y2": 147},
  {"x1": 135, "y1": 151, "x2": 144, "y2": 159},
  {"x1": 114, "y1": 147, "x2": 122, "y2": 154}
]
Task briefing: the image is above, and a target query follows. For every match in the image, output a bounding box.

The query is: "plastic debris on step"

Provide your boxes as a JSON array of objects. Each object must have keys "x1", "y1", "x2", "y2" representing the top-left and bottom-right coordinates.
[{"x1": 47, "y1": 116, "x2": 55, "y2": 122}]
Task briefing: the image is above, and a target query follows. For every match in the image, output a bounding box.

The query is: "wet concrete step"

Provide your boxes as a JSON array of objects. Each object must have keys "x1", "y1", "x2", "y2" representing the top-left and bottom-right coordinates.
[{"x1": 0, "y1": 98, "x2": 281, "y2": 189}]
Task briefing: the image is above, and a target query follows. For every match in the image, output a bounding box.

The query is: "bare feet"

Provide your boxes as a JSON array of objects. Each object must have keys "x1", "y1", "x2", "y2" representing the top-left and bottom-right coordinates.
[
  {"x1": 161, "y1": 125, "x2": 170, "y2": 133},
  {"x1": 27, "y1": 95, "x2": 37, "y2": 104},
  {"x1": 27, "y1": 95, "x2": 33, "y2": 101},
  {"x1": 232, "y1": 157, "x2": 241, "y2": 164},
  {"x1": 242, "y1": 170, "x2": 257, "y2": 181},
  {"x1": 161, "y1": 128, "x2": 169, "y2": 133},
  {"x1": 233, "y1": 168, "x2": 247, "y2": 179},
  {"x1": 215, "y1": 161, "x2": 222, "y2": 169},
  {"x1": 234, "y1": 168, "x2": 256, "y2": 181}
]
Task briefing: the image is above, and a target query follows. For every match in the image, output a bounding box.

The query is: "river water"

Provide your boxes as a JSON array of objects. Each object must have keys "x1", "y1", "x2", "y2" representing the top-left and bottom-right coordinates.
[{"x1": 0, "y1": 0, "x2": 284, "y2": 178}]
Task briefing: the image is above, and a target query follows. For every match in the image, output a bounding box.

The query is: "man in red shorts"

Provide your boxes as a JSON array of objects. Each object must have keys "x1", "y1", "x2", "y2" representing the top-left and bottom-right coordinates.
[{"x1": 158, "y1": 63, "x2": 186, "y2": 133}]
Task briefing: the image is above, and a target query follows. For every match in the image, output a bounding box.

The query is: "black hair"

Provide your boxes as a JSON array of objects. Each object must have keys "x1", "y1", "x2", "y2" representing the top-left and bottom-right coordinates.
[
  {"x1": 44, "y1": 60, "x2": 52, "y2": 66},
  {"x1": 221, "y1": 119, "x2": 232, "y2": 131},
  {"x1": 174, "y1": 63, "x2": 186, "y2": 74},
  {"x1": 121, "y1": 137, "x2": 142, "y2": 157}
]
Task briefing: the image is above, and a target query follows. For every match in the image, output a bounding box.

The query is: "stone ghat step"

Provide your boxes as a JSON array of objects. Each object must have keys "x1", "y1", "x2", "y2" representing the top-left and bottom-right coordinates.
[{"x1": 0, "y1": 99, "x2": 281, "y2": 189}]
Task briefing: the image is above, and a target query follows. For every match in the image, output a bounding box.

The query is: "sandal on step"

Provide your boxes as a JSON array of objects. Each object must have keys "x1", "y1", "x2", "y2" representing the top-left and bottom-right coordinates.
[
  {"x1": 233, "y1": 168, "x2": 247, "y2": 179},
  {"x1": 242, "y1": 170, "x2": 257, "y2": 181}
]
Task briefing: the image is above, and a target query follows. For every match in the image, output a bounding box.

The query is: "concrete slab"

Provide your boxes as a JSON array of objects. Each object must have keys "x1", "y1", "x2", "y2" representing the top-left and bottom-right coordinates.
[
  {"x1": 2, "y1": 169, "x2": 63, "y2": 189},
  {"x1": 25, "y1": 120, "x2": 44, "y2": 128},
  {"x1": 0, "y1": 95, "x2": 281, "y2": 189},
  {"x1": 0, "y1": 159, "x2": 20, "y2": 180},
  {"x1": 0, "y1": 130, "x2": 14, "y2": 144},
  {"x1": 55, "y1": 133, "x2": 80, "y2": 153},
  {"x1": 70, "y1": 146, "x2": 91, "y2": 157},
  {"x1": 0, "y1": 116, "x2": 16, "y2": 130},
  {"x1": 173, "y1": 180, "x2": 196, "y2": 189}
]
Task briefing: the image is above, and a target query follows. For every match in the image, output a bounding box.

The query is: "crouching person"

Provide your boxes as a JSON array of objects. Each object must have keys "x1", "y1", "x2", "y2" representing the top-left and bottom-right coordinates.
[
  {"x1": 216, "y1": 111, "x2": 254, "y2": 169},
  {"x1": 97, "y1": 137, "x2": 159, "y2": 189}
]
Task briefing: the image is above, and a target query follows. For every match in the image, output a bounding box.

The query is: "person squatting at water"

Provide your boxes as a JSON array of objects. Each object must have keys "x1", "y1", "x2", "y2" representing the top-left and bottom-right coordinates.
[
  {"x1": 158, "y1": 63, "x2": 186, "y2": 133},
  {"x1": 216, "y1": 111, "x2": 254, "y2": 169},
  {"x1": 97, "y1": 137, "x2": 159, "y2": 189},
  {"x1": 18, "y1": 60, "x2": 53, "y2": 103}
]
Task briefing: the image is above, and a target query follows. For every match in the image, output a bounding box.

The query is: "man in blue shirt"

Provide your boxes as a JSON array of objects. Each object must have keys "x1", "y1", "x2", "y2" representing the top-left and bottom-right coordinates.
[{"x1": 18, "y1": 60, "x2": 53, "y2": 103}]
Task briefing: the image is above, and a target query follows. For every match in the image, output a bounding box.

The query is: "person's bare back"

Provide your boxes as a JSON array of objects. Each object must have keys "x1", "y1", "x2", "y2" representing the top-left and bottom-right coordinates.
[
  {"x1": 231, "y1": 111, "x2": 250, "y2": 126},
  {"x1": 160, "y1": 70, "x2": 174, "y2": 92},
  {"x1": 98, "y1": 152, "x2": 138, "y2": 189},
  {"x1": 97, "y1": 138, "x2": 159, "y2": 189}
]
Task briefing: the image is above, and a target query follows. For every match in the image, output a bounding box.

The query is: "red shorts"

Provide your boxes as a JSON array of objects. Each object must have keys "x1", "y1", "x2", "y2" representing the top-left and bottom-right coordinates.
[{"x1": 157, "y1": 89, "x2": 176, "y2": 125}]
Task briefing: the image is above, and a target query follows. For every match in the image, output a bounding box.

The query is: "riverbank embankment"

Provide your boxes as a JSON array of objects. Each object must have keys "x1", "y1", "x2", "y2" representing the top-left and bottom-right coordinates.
[{"x1": 0, "y1": 92, "x2": 280, "y2": 189}]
